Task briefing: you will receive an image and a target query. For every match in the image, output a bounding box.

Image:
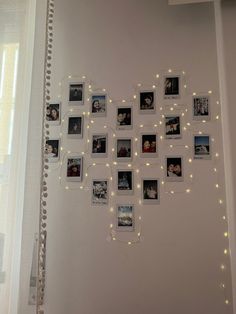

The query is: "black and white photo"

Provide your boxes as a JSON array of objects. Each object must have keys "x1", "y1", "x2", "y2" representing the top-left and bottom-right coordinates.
[
  {"x1": 66, "y1": 156, "x2": 83, "y2": 182},
  {"x1": 193, "y1": 96, "x2": 210, "y2": 120},
  {"x1": 91, "y1": 94, "x2": 106, "y2": 117},
  {"x1": 164, "y1": 76, "x2": 180, "y2": 99},
  {"x1": 67, "y1": 115, "x2": 83, "y2": 138},
  {"x1": 91, "y1": 134, "x2": 108, "y2": 158},
  {"x1": 139, "y1": 91, "x2": 155, "y2": 113},
  {"x1": 116, "y1": 107, "x2": 132, "y2": 130},
  {"x1": 194, "y1": 135, "x2": 211, "y2": 159},
  {"x1": 116, "y1": 205, "x2": 134, "y2": 231},
  {"x1": 142, "y1": 179, "x2": 160, "y2": 204},
  {"x1": 165, "y1": 116, "x2": 181, "y2": 139},
  {"x1": 92, "y1": 180, "x2": 108, "y2": 205},
  {"x1": 141, "y1": 134, "x2": 157, "y2": 157},
  {"x1": 117, "y1": 170, "x2": 133, "y2": 195},
  {"x1": 116, "y1": 138, "x2": 132, "y2": 161},
  {"x1": 46, "y1": 102, "x2": 60, "y2": 125},
  {"x1": 45, "y1": 139, "x2": 60, "y2": 162},
  {"x1": 69, "y1": 82, "x2": 84, "y2": 105},
  {"x1": 166, "y1": 156, "x2": 183, "y2": 181}
]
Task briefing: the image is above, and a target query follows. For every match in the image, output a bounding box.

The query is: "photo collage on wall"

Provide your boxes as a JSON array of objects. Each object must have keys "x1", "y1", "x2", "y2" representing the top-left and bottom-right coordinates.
[{"x1": 45, "y1": 73, "x2": 213, "y2": 233}]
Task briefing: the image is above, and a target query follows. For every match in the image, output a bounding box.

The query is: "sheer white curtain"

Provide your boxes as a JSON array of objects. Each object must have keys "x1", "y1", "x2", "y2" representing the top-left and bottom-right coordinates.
[{"x1": 0, "y1": 0, "x2": 36, "y2": 313}]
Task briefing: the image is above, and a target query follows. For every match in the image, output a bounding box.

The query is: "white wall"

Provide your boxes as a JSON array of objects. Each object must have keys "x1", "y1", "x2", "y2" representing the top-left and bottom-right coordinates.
[
  {"x1": 18, "y1": 0, "x2": 236, "y2": 314},
  {"x1": 39, "y1": 1, "x2": 233, "y2": 314}
]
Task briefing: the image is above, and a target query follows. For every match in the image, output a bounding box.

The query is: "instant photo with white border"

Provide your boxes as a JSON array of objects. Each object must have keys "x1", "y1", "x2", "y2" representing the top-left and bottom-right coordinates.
[
  {"x1": 91, "y1": 133, "x2": 108, "y2": 158},
  {"x1": 139, "y1": 90, "x2": 156, "y2": 114},
  {"x1": 165, "y1": 115, "x2": 182, "y2": 139},
  {"x1": 116, "y1": 138, "x2": 133, "y2": 162},
  {"x1": 117, "y1": 169, "x2": 134, "y2": 195},
  {"x1": 67, "y1": 115, "x2": 83, "y2": 139},
  {"x1": 140, "y1": 133, "x2": 158, "y2": 158},
  {"x1": 116, "y1": 204, "x2": 135, "y2": 232},
  {"x1": 164, "y1": 75, "x2": 181, "y2": 100},
  {"x1": 116, "y1": 106, "x2": 133, "y2": 130},
  {"x1": 192, "y1": 95, "x2": 210, "y2": 121},
  {"x1": 193, "y1": 134, "x2": 211, "y2": 160},
  {"x1": 46, "y1": 102, "x2": 61, "y2": 125},
  {"x1": 66, "y1": 155, "x2": 83, "y2": 182},
  {"x1": 90, "y1": 94, "x2": 107, "y2": 117},
  {"x1": 142, "y1": 178, "x2": 160, "y2": 205},
  {"x1": 91, "y1": 179, "x2": 109, "y2": 205},
  {"x1": 165, "y1": 156, "x2": 184, "y2": 182},
  {"x1": 45, "y1": 139, "x2": 60, "y2": 163},
  {"x1": 68, "y1": 82, "x2": 84, "y2": 105}
]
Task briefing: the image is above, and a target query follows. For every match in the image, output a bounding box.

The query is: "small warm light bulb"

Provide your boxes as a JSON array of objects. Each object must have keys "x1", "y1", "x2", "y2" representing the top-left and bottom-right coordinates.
[
  {"x1": 187, "y1": 122, "x2": 191, "y2": 126},
  {"x1": 140, "y1": 124, "x2": 144, "y2": 128},
  {"x1": 137, "y1": 184, "x2": 141, "y2": 189},
  {"x1": 168, "y1": 69, "x2": 172, "y2": 73},
  {"x1": 182, "y1": 113, "x2": 185, "y2": 117},
  {"x1": 65, "y1": 186, "x2": 69, "y2": 190},
  {"x1": 202, "y1": 120, "x2": 206, "y2": 123},
  {"x1": 139, "y1": 200, "x2": 142, "y2": 205},
  {"x1": 90, "y1": 120, "x2": 94, "y2": 124},
  {"x1": 154, "y1": 123, "x2": 158, "y2": 127},
  {"x1": 137, "y1": 83, "x2": 142, "y2": 87},
  {"x1": 186, "y1": 189, "x2": 191, "y2": 193},
  {"x1": 87, "y1": 139, "x2": 90, "y2": 143},
  {"x1": 221, "y1": 264, "x2": 225, "y2": 270},
  {"x1": 152, "y1": 85, "x2": 156, "y2": 89},
  {"x1": 190, "y1": 174, "x2": 193, "y2": 179},
  {"x1": 111, "y1": 192, "x2": 115, "y2": 196},
  {"x1": 82, "y1": 75, "x2": 86, "y2": 79},
  {"x1": 113, "y1": 133, "x2": 116, "y2": 138},
  {"x1": 138, "y1": 232, "x2": 141, "y2": 237},
  {"x1": 161, "y1": 166, "x2": 164, "y2": 170},
  {"x1": 112, "y1": 237, "x2": 116, "y2": 241},
  {"x1": 156, "y1": 74, "x2": 160, "y2": 78},
  {"x1": 161, "y1": 181, "x2": 165, "y2": 185},
  {"x1": 104, "y1": 125, "x2": 107, "y2": 129},
  {"x1": 222, "y1": 216, "x2": 226, "y2": 220},
  {"x1": 183, "y1": 127, "x2": 187, "y2": 131},
  {"x1": 214, "y1": 168, "x2": 217, "y2": 172},
  {"x1": 93, "y1": 163, "x2": 96, "y2": 166},
  {"x1": 128, "y1": 242, "x2": 132, "y2": 245},
  {"x1": 139, "y1": 216, "x2": 142, "y2": 220},
  {"x1": 83, "y1": 111, "x2": 86, "y2": 115},
  {"x1": 216, "y1": 184, "x2": 219, "y2": 188},
  {"x1": 110, "y1": 177, "x2": 113, "y2": 181},
  {"x1": 60, "y1": 132, "x2": 63, "y2": 137},
  {"x1": 112, "y1": 148, "x2": 115, "y2": 152},
  {"x1": 208, "y1": 90, "x2": 212, "y2": 94},
  {"x1": 188, "y1": 158, "x2": 192, "y2": 163},
  {"x1": 184, "y1": 84, "x2": 187, "y2": 89},
  {"x1": 160, "y1": 135, "x2": 163, "y2": 140},
  {"x1": 215, "y1": 153, "x2": 219, "y2": 157},
  {"x1": 102, "y1": 88, "x2": 106, "y2": 92},
  {"x1": 185, "y1": 145, "x2": 189, "y2": 149},
  {"x1": 160, "y1": 107, "x2": 163, "y2": 111},
  {"x1": 216, "y1": 115, "x2": 219, "y2": 120},
  {"x1": 68, "y1": 75, "x2": 72, "y2": 79},
  {"x1": 59, "y1": 176, "x2": 62, "y2": 180},
  {"x1": 146, "y1": 163, "x2": 150, "y2": 166},
  {"x1": 60, "y1": 147, "x2": 63, "y2": 151},
  {"x1": 135, "y1": 138, "x2": 138, "y2": 142},
  {"x1": 224, "y1": 232, "x2": 228, "y2": 238},
  {"x1": 110, "y1": 207, "x2": 114, "y2": 212},
  {"x1": 82, "y1": 151, "x2": 85, "y2": 155},
  {"x1": 135, "y1": 152, "x2": 138, "y2": 156},
  {"x1": 85, "y1": 173, "x2": 88, "y2": 177},
  {"x1": 110, "y1": 224, "x2": 113, "y2": 228},
  {"x1": 128, "y1": 164, "x2": 132, "y2": 167},
  {"x1": 193, "y1": 92, "x2": 196, "y2": 96},
  {"x1": 87, "y1": 98, "x2": 90, "y2": 102},
  {"x1": 185, "y1": 109, "x2": 188, "y2": 112},
  {"x1": 109, "y1": 99, "x2": 112, "y2": 103},
  {"x1": 182, "y1": 71, "x2": 186, "y2": 75},
  {"x1": 170, "y1": 190, "x2": 174, "y2": 194},
  {"x1": 198, "y1": 131, "x2": 202, "y2": 135},
  {"x1": 87, "y1": 125, "x2": 90, "y2": 129},
  {"x1": 80, "y1": 186, "x2": 84, "y2": 190},
  {"x1": 122, "y1": 99, "x2": 126, "y2": 103},
  {"x1": 113, "y1": 162, "x2": 117, "y2": 165},
  {"x1": 133, "y1": 95, "x2": 137, "y2": 99},
  {"x1": 224, "y1": 249, "x2": 228, "y2": 255},
  {"x1": 170, "y1": 107, "x2": 174, "y2": 111},
  {"x1": 169, "y1": 145, "x2": 173, "y2": 148},
  {"x1": 225, "y1": 300, "x2": 229, "y2": 305},
  {"x1": 106, "y1": 163, "x2": 110, "y2": 167},
  {"x1": 219, "y1": 199, "x2": 223, "y2": 204},
  {"x1": 136, "y1": 169, "x2": 140, "y2": 173}
]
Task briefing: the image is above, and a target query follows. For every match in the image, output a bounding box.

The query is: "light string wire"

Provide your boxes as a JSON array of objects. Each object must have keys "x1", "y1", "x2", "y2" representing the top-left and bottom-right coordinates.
[
  {"x1": 36, "y1": 0, "x2": 54, "y2": 313},
  {"x1": 48, "y1": 64, "x2": 231, "y2": 305}
]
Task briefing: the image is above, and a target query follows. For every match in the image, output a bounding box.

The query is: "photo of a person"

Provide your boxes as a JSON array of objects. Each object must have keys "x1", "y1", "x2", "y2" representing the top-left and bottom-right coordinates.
[
  {"x1": 45, "y1": 139, "x2": 59, "y2": 162},
  {"x1": 193, "y1": 96, "x2": 210, "y2": 120},
  {"x1": 66, "y1": 157, "x2": 83, "y2": 181},
  {"x1": 166, "y1": 157, "x2": 183, "y2": 181},
  {"x1": 165, "y1": 116, "x2": 181, "y2": 139},
  {"x1": 194, "y1": 135, "x2": 211, "y2": 159},
  {"x1": 91, "y1": 134, "x2": 108, "y2": 157},
  {"x1": 46, "y1": 103, "x2": 60, "y2": 125},
  {"x1": 164, "y1": 76, "x2": 180, "y2": 98},
  {"x1": 141, "y1": 134, "x2": 157, "y2": 157},
  {"x1": 92, "y1": 180, "x2": 108, "y2": 205},
  {"x1": 69, "y1": 83, "x2": 84, "y2": 105},
  {"x1": 91, "y1": 94, "x2": 106, "y2": 116},
  {"x1": 140, "y1": 91, "x2": 155, "y2": 113},
  {"x1": 117, "y1": 170, "x2": 133, "y2": 194},
  {"x1": 142, "y1": 179, "x2": 159, "y2": 204},
  {"x1": 67, "y1": 116, "x2": 83, "y2": 138},
  {"x1": 117, "y1": 205, "x2": 134, "y2": 231},
  {"x1": 117, "y1": 107, "x2": 132, "y2": 130},
  {"x1": 116, "y1": 139, "x2": 132, "y2": 161}
]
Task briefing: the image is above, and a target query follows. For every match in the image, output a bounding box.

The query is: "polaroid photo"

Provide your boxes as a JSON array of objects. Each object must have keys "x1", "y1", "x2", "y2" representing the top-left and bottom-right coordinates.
[
  {"x1": 116, "y1": 204, "x2": 135, "y2": 232},
  {"x1": 116, "y1": 138, "x2": 132, "y2": 162},
  {"x1": 166, "y1": 156, "x2": 183, "y2": 182},
  {"x1": 193, "y1": 96, "x2": 210, "y2": 121},
  {"x1": 45, "y1": 139, "x2": 60, "y2": 162},
  {"x1": 91, "y1": 134, "x2": 108, "y2": 158},
  {"x1": 139, "y1": 90, "x2": 155, "y2": 114},
  {"x1": 116, "y1": 106, "x2": 132, "y2": 130},
  {"x1": 66, "y1": 156, "x2": 83, "y2": 182},
  {"x1": 91, "y1": 94, "x2": 107, "y2": 117},
  {"x1": 140, "y1": 133, "x2": 158, "y2": 157},
  {"x1": 165, "y1": 115, "x2": 181, "y2": 139},
  {"x1": 164, "y1": 76, "x2": 180, "y2": 99},
  {"x1": 68, "y1": 82, "x2": 84, "y2": 105},
  {"x1": 92, "y1": 179, "x2": 108, "y2": 205},
  {"x1": 142, "y1": 179, "x2": 160, "y2": 205},
  {"x1": 117, "y1": 170, "x2": 133, "y2": 195},
  {"x1": 67, "y1": 115, "x2": 83, "y2": 139},
  {"x1": 46, "y1": 102, "x2": 61, "y2": 125},
  {"x1": 194, "y1": 135, "x2": 211, "y2": 159}
]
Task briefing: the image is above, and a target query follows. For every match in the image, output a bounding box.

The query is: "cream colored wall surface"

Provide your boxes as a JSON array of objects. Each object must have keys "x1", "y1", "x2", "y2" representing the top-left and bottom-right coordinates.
[{"x1": 39, "y1": 1, "x2": 233, "y2": 314}]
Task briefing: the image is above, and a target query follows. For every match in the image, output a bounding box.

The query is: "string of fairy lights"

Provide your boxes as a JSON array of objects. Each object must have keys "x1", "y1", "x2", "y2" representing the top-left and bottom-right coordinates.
[{"x1": 45, "y1": 70, "x2": 231, "y2": 307}]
